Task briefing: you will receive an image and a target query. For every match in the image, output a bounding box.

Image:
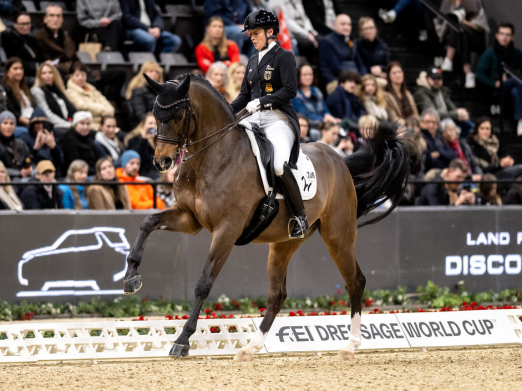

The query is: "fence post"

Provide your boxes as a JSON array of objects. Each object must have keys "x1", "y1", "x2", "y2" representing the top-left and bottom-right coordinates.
[{"x1": 153, "y1": 184, "x2": 157, "y2": 209}]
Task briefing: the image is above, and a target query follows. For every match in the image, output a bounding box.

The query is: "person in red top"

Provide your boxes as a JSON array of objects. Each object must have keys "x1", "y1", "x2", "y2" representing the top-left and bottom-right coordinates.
[{"x1": 195, "y1": 16, "x2": 240, "y2": 74}]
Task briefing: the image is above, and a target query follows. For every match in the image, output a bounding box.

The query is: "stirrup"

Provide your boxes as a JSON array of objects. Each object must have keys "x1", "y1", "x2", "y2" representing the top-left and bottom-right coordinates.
[{"x1": 287, "y1": 216, "x2": 305, "y2": 239}]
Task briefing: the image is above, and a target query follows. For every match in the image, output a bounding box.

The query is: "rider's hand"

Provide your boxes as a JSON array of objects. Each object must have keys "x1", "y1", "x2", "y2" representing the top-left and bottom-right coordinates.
[{"x1": 246, "y1": 99, "x2": 261, "y2": 114}]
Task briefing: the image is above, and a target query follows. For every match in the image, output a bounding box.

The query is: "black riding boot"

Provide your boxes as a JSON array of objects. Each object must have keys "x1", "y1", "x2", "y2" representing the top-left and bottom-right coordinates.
[{"x1": 280, "y1": 163, "x2": 308, "y2": 239}]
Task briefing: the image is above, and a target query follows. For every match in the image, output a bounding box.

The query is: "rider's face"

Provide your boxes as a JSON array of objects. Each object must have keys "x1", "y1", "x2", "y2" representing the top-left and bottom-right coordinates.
[{"x1": 250, "y1": 28, "x2": 272, "y2": 51}]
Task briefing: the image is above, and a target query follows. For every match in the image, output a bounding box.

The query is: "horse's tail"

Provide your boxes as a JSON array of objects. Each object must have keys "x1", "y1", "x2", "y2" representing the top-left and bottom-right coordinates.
[{"x1": 344, "y1": 122, "x2": 415, "y2": 228}]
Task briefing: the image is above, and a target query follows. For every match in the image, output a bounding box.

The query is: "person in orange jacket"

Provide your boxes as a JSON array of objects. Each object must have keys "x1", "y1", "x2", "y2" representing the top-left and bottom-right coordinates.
[{"x1": 115, "y1": 150, "x2": 165, "y2": 210}]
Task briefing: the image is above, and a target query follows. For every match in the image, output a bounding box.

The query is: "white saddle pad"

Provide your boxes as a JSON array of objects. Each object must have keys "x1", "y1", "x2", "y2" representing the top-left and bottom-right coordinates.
[{"x1": 244, "y1": 128, "x2": 317, "y2": 200}]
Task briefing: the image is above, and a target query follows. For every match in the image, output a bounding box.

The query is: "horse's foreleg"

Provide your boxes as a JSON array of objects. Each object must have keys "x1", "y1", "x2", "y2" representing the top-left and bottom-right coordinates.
[{"x1": 123, "y1": 205, "x2": 200, "y2": 294}]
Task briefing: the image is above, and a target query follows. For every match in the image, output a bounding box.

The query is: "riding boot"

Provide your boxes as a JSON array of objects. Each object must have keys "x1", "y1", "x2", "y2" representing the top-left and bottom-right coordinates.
[{"x1": 280, "y1": 162, "x2": 308, "y2": 239}]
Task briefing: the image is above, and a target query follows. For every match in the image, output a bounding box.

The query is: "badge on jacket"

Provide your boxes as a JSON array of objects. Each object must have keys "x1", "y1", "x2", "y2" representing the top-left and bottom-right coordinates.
[
  {"x1": 265, "y1": 83, "x2": 273, "y2": 93},
  {"x1": 264, "y1": 71, "x2": 272, "y2": 80}
]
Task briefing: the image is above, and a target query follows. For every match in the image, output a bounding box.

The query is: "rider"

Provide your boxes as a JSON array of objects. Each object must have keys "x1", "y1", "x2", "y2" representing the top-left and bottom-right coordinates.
[{"x1": 231, "y1": 9, "x2": 308, "y2": 239}]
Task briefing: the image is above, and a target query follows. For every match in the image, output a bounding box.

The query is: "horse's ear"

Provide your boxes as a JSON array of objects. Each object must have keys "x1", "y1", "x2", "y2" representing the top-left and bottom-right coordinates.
[
  {"x1": 143, "y1": 73, "x2": 162, "y2": 94},
  {"x1": 176, "y1": 75, "x2": 191, "y2": 96}
]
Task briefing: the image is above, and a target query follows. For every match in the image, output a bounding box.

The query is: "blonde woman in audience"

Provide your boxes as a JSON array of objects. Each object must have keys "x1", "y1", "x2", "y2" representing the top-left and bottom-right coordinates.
[
  {"x1": 226, "y1": 62, "x2": 246, "y2": 102},
  {"x1": 206, "y1": 62, "x2": 229, "y2": 101},
  {"x1": 87, "y1": 157, "x2": 131, "y2": 210},
  {"x1": 0, "y1": 161, "x2": 23, "y2": 210},
  {"x1": 358, "y1": 74, "x2": 388, "y2": 121}
]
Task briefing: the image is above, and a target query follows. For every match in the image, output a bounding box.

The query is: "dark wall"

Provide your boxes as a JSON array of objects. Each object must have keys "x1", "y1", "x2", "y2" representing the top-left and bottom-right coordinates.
[{"x1": 482, "y1": 0, "x2": 522, "y2": 43}]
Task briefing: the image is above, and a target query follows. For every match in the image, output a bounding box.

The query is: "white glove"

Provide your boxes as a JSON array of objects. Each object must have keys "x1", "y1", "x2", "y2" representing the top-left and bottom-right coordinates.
[{"x1": 246, "y1": 99, "x2": 261, "y2": 114}]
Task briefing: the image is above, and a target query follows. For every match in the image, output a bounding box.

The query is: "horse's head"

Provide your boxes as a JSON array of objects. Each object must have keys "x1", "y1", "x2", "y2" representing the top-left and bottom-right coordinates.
[{"x1": 145, "y1": 73, "x2": 192, "y2": 173}]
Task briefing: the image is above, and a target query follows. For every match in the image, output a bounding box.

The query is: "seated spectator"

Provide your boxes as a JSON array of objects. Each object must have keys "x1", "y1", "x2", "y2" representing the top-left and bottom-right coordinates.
[
  {"x1": 195, "y1": 16, "x2": 240, "y2": 74},
  {"x1": 66, "y1": 63, "x2": 115, "y2": 131},
  {"x1": 95, "y1": 116, "x2": 125, "y2": 164},
  {"x1": 298, "y1": 114, "x2": 312, "y2": 143},
  {"x1": 0, "y1": 161, "x2": 23, "y2": 210},
  {"x1": 120, "y1": 0, "x2": 181, "y2": 55},
  {"x1": 77, "y1": 0, "x2": 123, "y2": 52},
  {"x1": 421, "y1": 109, "x2": 457, "y2": 171},
  {"x1": 226, "y1": 62, "x2": 246, "y2": 102},
  {"x1": 270, "y1": 0, "x2": 318, "y2": 63},
  {"x1": 206, "y1": 62, "x2": 230, "y2": 101},
  {"x1": 20, "y1": 160, "x2": 64, "y2": 209},
  {"x1": 358, "y1": 74, "x2": 388, "y2": 121},
  {"x1": 19, "y1": 108, "x2": 63, "y2": 173},
  {"x1": 126, "y1": 61, "x2": 164, "y2": 129},
  {"x1": 502, "y1": 176, "x2": 522, "y2": 205},
  {"x1": 356, "y1": 17, "x2": 389, "y2": 80},
  {"x1": 318, "y1": 14, "x2": 367, "y2": 94},
  {"x1": 418, "y1": 159, "x2": 475, "y2": 206},
  {"x1": 59, "y1": 159, "x2": 89, "y2": 209},
  {"x1": 476, "y1": 23, "x2": 522, "y2": 135},
  {"x1": 35, "y1": 3, "x2": 78, "y2": 76},
  {"x1": 1, "y1": 12, "x2": 44, "y2": 78},
  {"x1": 466, "y1": 117, "x2": 522, "y2": 179},
  {"x1": 204, "y1": 0, "x2": 251, "y2": 53},
  {"x1": 441, "y1": 118, "x2": 482, "y2": 180},
  {"x1": 475, "y1": 173, "x2": 501, "y2": 205},
  {"x1": 60, "y1": 111, "x2": 102, "y2": 176},
  {"x1": 31, "y1": 63, "x2": 76, "y2": 135},
  {"x1": 326, "y1": 71, "x2": 366, "y2": 128},
  {"x1": 379, "y1": 0, "x2": 426, "y2": 41},
  {"x1": 302, "y1": 0, "x2": 340, "y2": 36},
  {"x1": 158, "y1": 169, "x2": 176, "y2": 209},
  {"x1": 126, "y1": 112, "x2": 158, "y2": 179},
  {"x1": 384, "y1": 61, "x2": 419, "y2": 125},
  {"x1": 439, "y1": 0, "x2": 489, "y2": 88},
  {"x1": 318, "y1": 121, "x2": 353, "y2": 158},
  {"x1": 2, "y1": 57, "x2": 34, "y2": 129},
  {"x1": 414, "y1": 67, "x2": 474, "y2": 138},
  {"x1": 0, "y1": 0, "x2": 26, "y2": 24},
  {"x1": 403, "y1": 117, "x2": 427, "y2": 170},
  {"x1": 293, "y1": 63, "x2": 340, "y2": 130},
  {"x1": 115, "y1": 150, "x2": 165, "y2": 209},
  {"x1": 87, "y1": 157, "x2": 131, "y2": 209},
  {"x1": 0, "y1": 111, "x2": 32, "y2": 178}
]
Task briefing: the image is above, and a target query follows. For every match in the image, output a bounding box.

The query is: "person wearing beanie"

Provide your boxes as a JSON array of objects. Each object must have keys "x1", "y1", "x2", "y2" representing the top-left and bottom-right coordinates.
[
  {"x1": 0, "y1": 110, "x2": 33, "y2": 178},
  {"x1": 20, "y1": 160, "x2": 64, "y2": 209},
  {"x1": 115, "y1": 150, "x2": 165, "y2": 210}
]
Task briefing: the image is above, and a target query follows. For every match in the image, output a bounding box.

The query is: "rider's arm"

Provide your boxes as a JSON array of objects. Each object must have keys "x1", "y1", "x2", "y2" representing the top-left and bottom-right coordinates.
[{"x1": 258, "y1": 51, "x2": 297, "y2": 109}]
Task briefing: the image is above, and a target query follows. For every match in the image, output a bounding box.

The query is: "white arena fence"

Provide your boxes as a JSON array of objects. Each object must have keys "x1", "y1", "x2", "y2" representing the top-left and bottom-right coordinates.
[{"x1": 1, "y1": 310, "x2": 521, "y2": 363}]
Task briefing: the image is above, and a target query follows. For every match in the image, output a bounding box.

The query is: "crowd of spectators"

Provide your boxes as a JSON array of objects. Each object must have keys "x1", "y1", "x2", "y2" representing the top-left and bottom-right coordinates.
[{"x1": 0, "y1": 0, "x2": 522, "y2": 211}]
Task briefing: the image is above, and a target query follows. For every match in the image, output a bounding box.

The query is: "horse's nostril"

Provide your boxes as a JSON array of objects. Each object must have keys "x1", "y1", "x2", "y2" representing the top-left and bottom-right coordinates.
[{"x1": 160, "y1": 157, "x2": 173, "y2": 168}]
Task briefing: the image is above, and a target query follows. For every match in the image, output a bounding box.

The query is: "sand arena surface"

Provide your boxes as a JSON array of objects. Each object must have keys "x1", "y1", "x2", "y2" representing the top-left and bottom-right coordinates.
[{"x1": 2, "y1": 346, "x2": 522, "y2": 390}]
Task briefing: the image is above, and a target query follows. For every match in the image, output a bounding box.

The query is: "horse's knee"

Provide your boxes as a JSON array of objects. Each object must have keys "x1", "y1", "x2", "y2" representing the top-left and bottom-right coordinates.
[{"x1": 268, "y1": 289, "x2": 286, "y2": 309}]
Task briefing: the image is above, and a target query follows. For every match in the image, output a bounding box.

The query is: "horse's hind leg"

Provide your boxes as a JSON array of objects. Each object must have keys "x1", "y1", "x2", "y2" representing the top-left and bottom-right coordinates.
[{"x1": 123, "y1": 204, "x2": 200, "y2": 294}]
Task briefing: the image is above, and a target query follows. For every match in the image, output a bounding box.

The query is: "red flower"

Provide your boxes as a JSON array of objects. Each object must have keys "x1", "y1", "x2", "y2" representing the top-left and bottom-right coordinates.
[
  {"x1": 471, "y1": 301, "x2": 477, "y2": 307},
  {"x1": 182, "y1": 315, "x2": 189, "y2": 320},
  {"x1": 462, "y1": 301, "x2": 467, "y2": 305},
  {"x1": 341, "y1": 310, "x2": 348, "y2": 315},
  {"x1": 259, "y1": 308, "x2": 266, "y2": 313},
  {"x1": 204, "y1": 308, "x2": 211, "y2": 314},
  {"x1": 331, "y1": 301, "x2": 337, "y2": 306},
  {"x1": 289, "y1": 312, "x2": 296, "y2": 316},
  {"x1": 337, "y1": 290, "x2": 342, "y2": 294},
  {"x1": 165, "y1": 315, "x2": 173, "y2": 320},
  {"x1": 365, "y1": 299, "x2": 374, "y2": 307},
  {"x1": 213, "y1": 303, "x2": 223, "y2": 311},
  {"x1": 142, "y1": 299, "x2": 148, "y2": 302}
]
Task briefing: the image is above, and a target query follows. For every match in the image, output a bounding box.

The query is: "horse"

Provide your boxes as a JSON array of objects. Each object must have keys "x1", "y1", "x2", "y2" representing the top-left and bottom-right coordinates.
[{"x1": 122, "y1": 73, "x2": 413, "y2": 361}]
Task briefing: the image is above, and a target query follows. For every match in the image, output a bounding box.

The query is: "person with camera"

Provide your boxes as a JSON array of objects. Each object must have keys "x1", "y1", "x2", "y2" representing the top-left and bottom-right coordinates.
[
  {"x1": 318, "y1": 121, "x2": 353, "y2": 158},
  {"x1": 125, "y1": 112, "x2": 158, "y2": 180}
]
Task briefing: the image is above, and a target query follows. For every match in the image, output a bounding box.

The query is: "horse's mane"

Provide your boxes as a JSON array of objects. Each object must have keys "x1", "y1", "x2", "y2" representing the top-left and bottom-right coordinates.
[{"x1": 168, "y1": 74, "x2": 236, "y2": 119}]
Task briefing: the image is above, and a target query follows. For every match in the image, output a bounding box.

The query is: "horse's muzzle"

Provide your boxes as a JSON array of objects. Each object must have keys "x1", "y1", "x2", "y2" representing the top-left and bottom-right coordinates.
[{"x1": 153, "y1": 156, "x2": 174, "y2": 173}]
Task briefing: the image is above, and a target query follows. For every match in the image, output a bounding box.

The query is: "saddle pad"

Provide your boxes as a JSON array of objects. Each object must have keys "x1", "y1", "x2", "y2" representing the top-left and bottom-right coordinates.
[{"x1": 244, "y1": 129, "x2": 317, "y2": 200}]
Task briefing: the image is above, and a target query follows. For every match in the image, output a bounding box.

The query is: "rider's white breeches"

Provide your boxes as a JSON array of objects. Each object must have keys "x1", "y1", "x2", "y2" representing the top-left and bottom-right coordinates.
[{"x1": 245, "y1": 110, "x2": 295, "y2": 176}]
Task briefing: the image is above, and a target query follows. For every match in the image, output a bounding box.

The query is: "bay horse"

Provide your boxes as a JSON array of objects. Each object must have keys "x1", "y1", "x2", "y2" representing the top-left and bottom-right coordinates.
[{"x1": 123, "y1": 74, "x2": 412, "y2": 361}]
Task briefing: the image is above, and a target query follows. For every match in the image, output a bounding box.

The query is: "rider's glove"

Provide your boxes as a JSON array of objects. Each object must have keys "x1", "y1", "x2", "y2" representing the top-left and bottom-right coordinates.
[{"x1": 246, "y1": 99, "x2": 261, "y2": 114}]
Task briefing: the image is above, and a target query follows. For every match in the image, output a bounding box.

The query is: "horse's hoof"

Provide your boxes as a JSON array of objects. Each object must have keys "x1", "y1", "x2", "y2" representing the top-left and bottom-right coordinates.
[
  {"x1": 336, "y1": 349, "x2": 355, "y2": 361},
  {"x1": 123, "y1": 275, "x2": 142, "y2": 295},
  {"x1": 234, "y1": 349, "x2": 254, "y2": 362},
  {"x1": 169, "y1": 343, "x2": 190, "y2": 357}
]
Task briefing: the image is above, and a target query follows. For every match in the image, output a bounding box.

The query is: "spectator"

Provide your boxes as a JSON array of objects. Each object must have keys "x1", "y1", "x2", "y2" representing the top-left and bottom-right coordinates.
[
  {"x1": 475, "y1": 23, "x2": 522, "y2": 136},
  {"x1": 206, "y1": 62, "x2": 230, "y2": 101},
  {"x1": 20, "y1": 160, "x2": 64, "y2": 209},
  {"x1": 466, "y1": 117, "x2": 522, "y2": 179},
  {"x1": 384, "y1": 61, "x2": 419, "y2": 125},
  {"x1": 126, "y1": 61, "x2": 164, "y2": 129},
  {"x1": 301, "y1": 0, "x2": 340, "y2": 36},
  {"x1": 60, "y1": 111, "x2": 102, "y2": 176},
  {"x1": 356, "y1": 17, "x2": 389, "y2": 80},
  {"x1": 226, "y1": 62, "x2": 246, "y2": 102},
  {"x1": 421, "y1": 108, "x2": 458, "y2": 171},
  {"x1": 65, "y1": 63, "x2": 115, "y2": 131},
  {"x1": 1, "y1": 12, "x2": 44, "y2": 78},
  {"x1": 292, "y1": 63, "x2": 340, "y2": 130},
  {"x1": 77, "y1": 0, "x2": 123, "y2": 52},
  {"x1": 35, "y1": 3, "x2": 78, "y2": 76},
  {"x1": 476, "y1": 173, "x2": 501, "y2": 205},
  {"x1": 318, "y1": 121, "x2": 353, "y2": 158},
  {"x1": 439, "y1": 0, "x2": 489, "y2": 88},
  {"x1": 403, "y1": 116, "x2": 427, "y2": 160},
  {"x1": 204, "y1": 0, "x2": 252, "y2": 53},
  {"x1": 31, "y1": 63, "x2": 76, "y2": 135},
  {"x1": 502, "y1": 176, "x2": 522, "y2": 205},
  {"x1": 358, "y1": 74, "x2": 388, "y2": 121},
  {"x1": 0, "y1": 110, "x2": 32, "y2": 178},
  {"x1": 195, "y1": 16, "x2": 240, "y2": 74},
  {"x1": 120, "y1": 0, "x2": 181, "y2": 55},
  {"x1": 125, "y1": 112, "x2": 157, "y2": 179},
  {"x1": 95, "y1": 116, "x2": 125, "y2": 164},
  {"x1": 326, "y1": 71, "x2": 366, "y2": 127},
  {"x1": 86, "y1": 157, "x2": 131, "y2": 209},
  {"x1": 379, "y1": 0, "x2": 427, "y2": 41},
  {"x1": 158, "y1": 169, "x2": 176, "y2": 208},
  {"x1": 414, "y1": 67, "x2": 474, "y2": 138},
  {"x1": 115, "y1": 150, "x2": 165, "y2": 209},
  {"x1": 318, "y1": 14, "x2": 366, "y2": 94},
  {"x1": 270, "y1": 0, "x2": 318, "y2": 63},
  {"x1": 0, "y1": 161, "x2": 23, "y2": 210},
  {"x1": 418, "y1": 158, "x2": 475, "y2": 205},
  {"x1": 298, "y1": 113, "x2": 312, "y2": 143},
  {"x1": 2, "y1": 57, "x2": 34, "y2": 129},
  {"x1": 58, "y1": 159, "x2": 89, "y2": 209}
]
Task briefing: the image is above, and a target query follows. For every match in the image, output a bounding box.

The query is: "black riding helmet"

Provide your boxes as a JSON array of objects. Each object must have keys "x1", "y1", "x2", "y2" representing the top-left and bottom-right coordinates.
[{"x1": 242, "y1": 9, "x2": 279, "y2": 50}]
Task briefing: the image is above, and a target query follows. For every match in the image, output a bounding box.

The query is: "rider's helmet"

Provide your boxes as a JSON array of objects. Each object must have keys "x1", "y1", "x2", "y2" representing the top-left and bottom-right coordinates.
[{"x1": 242, "y1": 10, "x2": 279, "y2": 49}]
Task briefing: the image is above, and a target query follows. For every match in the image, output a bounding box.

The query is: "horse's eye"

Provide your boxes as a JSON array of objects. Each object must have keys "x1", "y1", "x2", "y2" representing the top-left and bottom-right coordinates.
[{"x1": 175, "y1": 113, "x2": 184, "y2": 123}]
